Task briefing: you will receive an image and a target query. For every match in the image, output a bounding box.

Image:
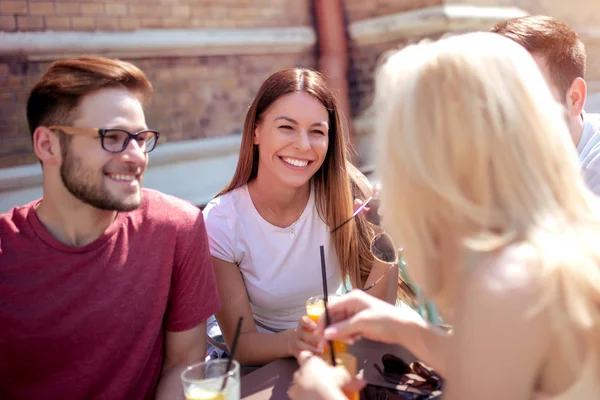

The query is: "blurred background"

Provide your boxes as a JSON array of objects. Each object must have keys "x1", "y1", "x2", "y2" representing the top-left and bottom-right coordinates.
[{"x1": 1, "y1": 0, "x2": 599, "y2": 212}]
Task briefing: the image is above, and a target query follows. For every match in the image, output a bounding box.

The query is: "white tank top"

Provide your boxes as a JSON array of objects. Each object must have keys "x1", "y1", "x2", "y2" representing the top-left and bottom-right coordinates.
[{"x1": 202, "y1": 184, "x2": 343, "y2": 332}]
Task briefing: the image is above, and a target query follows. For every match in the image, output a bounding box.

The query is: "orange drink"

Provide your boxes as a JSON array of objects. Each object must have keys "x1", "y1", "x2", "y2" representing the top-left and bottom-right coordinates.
[
  {"x1": 305, "y1": 295, "x2": 348, "y2": 355},
  {"x1": 325, "y1": 353, "x2": 359, "y2": 400}
]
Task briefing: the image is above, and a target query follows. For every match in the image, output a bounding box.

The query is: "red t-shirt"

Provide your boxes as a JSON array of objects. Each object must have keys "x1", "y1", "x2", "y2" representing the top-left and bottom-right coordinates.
[{"x1": 0, "y1": 189, "x2": 221, "y2": 400}]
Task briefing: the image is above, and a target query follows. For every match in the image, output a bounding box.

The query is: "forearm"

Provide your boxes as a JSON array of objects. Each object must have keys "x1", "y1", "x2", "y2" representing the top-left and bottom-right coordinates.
[
  {"x1": 155, "y1": 364, "x2": 187, "y2": 400},
  {"x1": 393, "y1": 313, "x2": 450, "y2": 377},
  {"x1": 370, "y1": 267, "x2": 399, "y2": 305},
  {"x1": 365, "y1": 261, "x2": 399, "y2": 305},
  {"x1": 235, "y1": 329, "x2": 294, "y2": 366}
]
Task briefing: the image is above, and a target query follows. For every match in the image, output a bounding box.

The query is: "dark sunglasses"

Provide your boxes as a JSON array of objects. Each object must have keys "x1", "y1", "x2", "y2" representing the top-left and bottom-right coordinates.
[{"x1": 373, "y1": 354, "x2": 442, "y2": 397}]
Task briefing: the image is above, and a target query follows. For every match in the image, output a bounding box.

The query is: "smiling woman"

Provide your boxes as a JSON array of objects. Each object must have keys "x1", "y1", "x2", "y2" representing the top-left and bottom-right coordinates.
[{"x1": 201, "y1": 68, "x2": 400, "y2": 366}]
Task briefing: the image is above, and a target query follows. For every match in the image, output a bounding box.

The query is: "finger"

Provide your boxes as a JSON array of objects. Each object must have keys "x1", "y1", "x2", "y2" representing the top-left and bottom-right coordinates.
[
  {"x1": 294, "y1": 338, "x2": 321, "y2": 356},
  {"x1": 316, "y1": 291, "x2": 369, "y2": 332},
  {"x1": 287, "y1": 383, "x2": 298, "y2": 400},
  {"x1": 299, "y1": 328, "x2": 322, "y2": 345},
  {"x1": 343, "y1": 377, "x2": 367, "y2": 392},
  {"x1": 324, "y1": 312, "x2": 368, "y2": 342},
  {"x1": 297, "y1": 350, "x2": 315, "y2": 366},
  {"x1": 298, "y1": 315, "x2": 317, "y2": 331}
]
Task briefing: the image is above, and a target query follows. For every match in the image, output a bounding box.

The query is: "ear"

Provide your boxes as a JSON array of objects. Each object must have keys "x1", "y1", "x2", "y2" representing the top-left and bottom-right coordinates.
[
  {"x1": 253, "y1": 125, "x2": 261, "y2": 145},
  {"x1": 565, "y1": 77, "x2": 587, "y2": 118},
  {"x1": 32, "y1": 126, "x2": 62, "y2": 166}
]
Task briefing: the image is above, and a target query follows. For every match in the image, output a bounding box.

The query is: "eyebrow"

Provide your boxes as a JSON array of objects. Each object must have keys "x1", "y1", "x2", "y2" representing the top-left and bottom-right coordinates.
[
  {"x1": 274, "y1": 116, "x2": 328, "y2": 128},
  {"x1": 106, "y1": 126, "x2": 149, "y2": 132}
]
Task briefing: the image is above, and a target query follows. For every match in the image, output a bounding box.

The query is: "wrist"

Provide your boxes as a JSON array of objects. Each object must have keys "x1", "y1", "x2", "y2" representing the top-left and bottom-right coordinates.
[
  {"x1": 281, "y1": 328, "x2": 296, "y2": 357},
  {"x1": 391, "y1": 306, "x2": 428, "y2": 347}
]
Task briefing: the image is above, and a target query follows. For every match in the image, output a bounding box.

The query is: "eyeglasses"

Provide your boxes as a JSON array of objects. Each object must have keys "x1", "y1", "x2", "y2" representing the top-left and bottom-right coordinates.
[
  {"x1": 48, "y1": 126, "x2": 160, "y2": 153},
  {"x1": 373, "y1": 353, "x2": 442, "y2": 398},
  {"x1": 331, "y1": 193, "x2": 416, "y2": 300}
]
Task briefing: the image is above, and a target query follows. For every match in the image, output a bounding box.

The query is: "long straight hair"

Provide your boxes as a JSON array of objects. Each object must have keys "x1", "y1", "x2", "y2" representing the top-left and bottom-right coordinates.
[{"x1": 218, "y1": 68, "x2": 374, "y2": 288}]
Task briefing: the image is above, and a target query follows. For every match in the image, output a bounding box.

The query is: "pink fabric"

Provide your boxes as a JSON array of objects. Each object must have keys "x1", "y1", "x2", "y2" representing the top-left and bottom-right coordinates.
[{"x1": 0, "y1": 189, "x2": 220, "y2": 399}]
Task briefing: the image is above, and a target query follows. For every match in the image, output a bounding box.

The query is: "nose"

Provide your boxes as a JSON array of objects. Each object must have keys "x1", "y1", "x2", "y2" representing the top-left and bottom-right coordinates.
[
  {"x1": 120, "y1": 137, "x2": 147, "y2": 166},
  {"x1": 294, "y1": 130, "x2": 311, "y2": 152}
]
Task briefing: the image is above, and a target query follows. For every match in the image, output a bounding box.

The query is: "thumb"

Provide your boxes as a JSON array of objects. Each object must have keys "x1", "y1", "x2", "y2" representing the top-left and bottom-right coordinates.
[
  {"x1": 343, "y1": 376, "x2": 367, "y2": 392},
  {"x1": 331, "y1": 365, "x2": 366, "y2": 392}
]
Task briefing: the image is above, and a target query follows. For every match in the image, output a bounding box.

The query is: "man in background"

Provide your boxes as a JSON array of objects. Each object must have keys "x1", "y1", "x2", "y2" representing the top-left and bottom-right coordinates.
[{"x1": 493, "y1": 15, "x2": 600, "y2": 195}]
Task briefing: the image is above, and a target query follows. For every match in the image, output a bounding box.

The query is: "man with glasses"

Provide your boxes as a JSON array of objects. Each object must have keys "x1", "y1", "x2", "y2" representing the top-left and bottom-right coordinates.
[{"x1": 0, "y1": 56, "x2": 220, "y2": 399}]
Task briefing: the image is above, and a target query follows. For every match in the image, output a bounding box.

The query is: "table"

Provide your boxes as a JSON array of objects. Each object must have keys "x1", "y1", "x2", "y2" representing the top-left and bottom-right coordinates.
[{"x1": 240, "y1": 339, "x2": 442, "y2": 399}]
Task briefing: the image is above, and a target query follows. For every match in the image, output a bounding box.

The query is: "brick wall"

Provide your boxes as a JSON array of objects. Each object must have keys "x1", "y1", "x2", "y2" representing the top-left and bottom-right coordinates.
[
  {"x1": 0, "y1": 0, "x2": 311, "y2": 32},
  {"x1": 0, "y1": 51, "x2": 315, "y2": 168},
  {"x1": 0, "y1": 0, "x2": 316, "y2": 168},
  {"x1": 345, "y1": 0, "x2": 442, "y2": 23}
]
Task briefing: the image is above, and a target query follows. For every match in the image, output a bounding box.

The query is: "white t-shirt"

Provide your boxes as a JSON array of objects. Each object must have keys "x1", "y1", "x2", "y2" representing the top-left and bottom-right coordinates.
[
  {"x1": 202, "y1": 184, "x2": 343, "y2": 332},
  {"x1": 577, "y1": 112, "x2": 600, "y2": 196}
]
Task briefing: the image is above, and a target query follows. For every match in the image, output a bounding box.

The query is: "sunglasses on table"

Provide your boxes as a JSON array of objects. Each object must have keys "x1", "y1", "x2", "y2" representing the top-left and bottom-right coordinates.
[
  {"x1": 48, "y1": 126, "x2": 160, "y2": 153},
  {"x1": 372, "y1": 354, "x2": 442, "y2": 399}
]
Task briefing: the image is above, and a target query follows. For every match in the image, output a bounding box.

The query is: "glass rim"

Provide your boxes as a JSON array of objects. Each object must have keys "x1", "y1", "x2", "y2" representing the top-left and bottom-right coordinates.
[
  {"x1": 99, "y1": 128, "x2": 159, "y2": 154},
  {"x1": 180, "y1": 359, "x2": 240, "y2": 384},
  {"x1": 306, "y1": 293, "x2": 342, "y2": 301}
]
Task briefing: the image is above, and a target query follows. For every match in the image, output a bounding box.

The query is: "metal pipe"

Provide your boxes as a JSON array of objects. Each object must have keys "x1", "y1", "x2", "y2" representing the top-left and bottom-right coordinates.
[{"x1": 312, "y1": 0, "x2": 356, "y2": 160}]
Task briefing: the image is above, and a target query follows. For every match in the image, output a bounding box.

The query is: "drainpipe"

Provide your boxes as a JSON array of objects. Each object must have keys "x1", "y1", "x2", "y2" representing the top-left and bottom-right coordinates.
[{"x1": 312, "y1": 0, "x2": 356, "y2": 162}]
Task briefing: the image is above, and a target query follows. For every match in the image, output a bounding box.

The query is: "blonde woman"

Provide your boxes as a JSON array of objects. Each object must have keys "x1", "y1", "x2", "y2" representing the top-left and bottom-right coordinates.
[{"x1": 290, "y1": 32, "x2": 600, "y2": 399}]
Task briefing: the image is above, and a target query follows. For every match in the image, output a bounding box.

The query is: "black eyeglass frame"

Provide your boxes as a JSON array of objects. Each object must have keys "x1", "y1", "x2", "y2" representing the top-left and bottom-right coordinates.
[{"x1": 48, "y1": 125, "x2": 160, "y2": 154}]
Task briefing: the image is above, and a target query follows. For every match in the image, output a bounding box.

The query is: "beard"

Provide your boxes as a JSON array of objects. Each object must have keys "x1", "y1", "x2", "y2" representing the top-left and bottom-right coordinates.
[{"x1": 60, "y1": 149, "x2": 143, "y2": 212}]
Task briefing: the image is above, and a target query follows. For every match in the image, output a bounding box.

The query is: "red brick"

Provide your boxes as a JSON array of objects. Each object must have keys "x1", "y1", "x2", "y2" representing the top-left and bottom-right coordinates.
[
  {"x1": 54, "y1": 2, "x2": 81, "y2": 15},
  {"x1": 16, "y1": 16, "x2": 44, "y2": 30},
  {"x1": 0, "y1": 154, "x2": 27, "y2": 168},
  {"x1": 105, "y1": 4, "x2": 127, "y2": 16},
  {"x1": 95, "y1": 17, "x2": 120, "y2": 31},
  {"x1": 119, "y1": 17, "x2": 140, "y2": 30},
  {"x1": 139, "y1": 17, "x2": 162, "y2": 29},
  {"x1": 29, "y1": 2, "x2": 55, "y2": 16},
  {"x1": 0, "y1": 93, "x2": 14, "y2": 106},
  {"x1": 171, "y1": 5, "x2": 190, "y2": 18},
  {"x1": 45, "y1": 16, "x2": 70, "y2": 30},
  {"x1": 80, "y1": 4, "x2": 104, "y2": 16},
  {"x1": 0, "y1": 1, "x2": 28, "y2": 15},
  {"x1": 163, "y1": 17, "x2": 184, "y2": 29},
  {"x1": 0, "y1": 16, "x2": 17, "y2": 30},
  {"x1": 15, "y1": 91, "x2": 29, "y2": 103},
  {"x1": 0, "y1": 137, "x2": 32, "y2": 156},
  {"x1": 129, "y1": 5, "x2": 169, "y2": 18},
  {"x1": 0, "y1": 64, "x2": 8, "y2": 76},
  {"x1": 71, "y1": 17, "x2": 95, "y2": 30}
]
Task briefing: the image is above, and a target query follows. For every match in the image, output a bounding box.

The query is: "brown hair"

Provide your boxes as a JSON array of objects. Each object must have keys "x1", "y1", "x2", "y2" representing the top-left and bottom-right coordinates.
[
  {"x1": 27, "y1": 56, "x2": 153, "y2": 136},
  {"x1": 491, "y1": 15, "x2": 586, "y2": 99},
  {"x1": 218, "y1": 68, "x2": 374, "y2": 288}
]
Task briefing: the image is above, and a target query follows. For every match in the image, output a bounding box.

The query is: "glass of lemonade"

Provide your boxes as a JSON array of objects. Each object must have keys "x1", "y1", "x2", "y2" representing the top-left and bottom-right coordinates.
[
  {"x1": 181, "y1": 359, "x2": 240, "y2": 400},
  {"x1": 325, "y1": 353, "x2": 360, "y2": 400},
  {"x1": 306, "y1": 294, "x2": 348, "y2": 355}
]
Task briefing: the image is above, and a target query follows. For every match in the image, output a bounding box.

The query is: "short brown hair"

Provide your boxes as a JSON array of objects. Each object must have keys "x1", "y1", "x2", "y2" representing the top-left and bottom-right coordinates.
[
  {"x1": 26, "y1": 56, "x2": 153, "y2": 137},
  {"x1": 491, "y1": 15, "x2": 586, "y2": 98}
]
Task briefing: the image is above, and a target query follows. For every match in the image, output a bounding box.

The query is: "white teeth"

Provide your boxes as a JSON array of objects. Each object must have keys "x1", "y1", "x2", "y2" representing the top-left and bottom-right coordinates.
[
  {"x1": 109, "y1": 174, "x2": 136, "y2": 182},
  {"x1": 282, "y1": 157, "x2": 309, "y2": 167}
]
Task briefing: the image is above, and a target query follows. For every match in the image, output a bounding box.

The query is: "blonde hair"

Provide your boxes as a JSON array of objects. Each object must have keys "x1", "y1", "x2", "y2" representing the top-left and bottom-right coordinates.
[{"x1": 374, "y1": 32, "x2": 600, "y2": 354}]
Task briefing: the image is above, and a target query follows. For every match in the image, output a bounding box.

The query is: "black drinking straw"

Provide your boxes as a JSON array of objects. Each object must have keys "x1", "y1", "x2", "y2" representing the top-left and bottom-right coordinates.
[
  {"x1": 220, "y1": 316, "x2": 243, "y2": 391},
  {"x1": 320, "y1": 245, "x2": 337, "y2": 367}
]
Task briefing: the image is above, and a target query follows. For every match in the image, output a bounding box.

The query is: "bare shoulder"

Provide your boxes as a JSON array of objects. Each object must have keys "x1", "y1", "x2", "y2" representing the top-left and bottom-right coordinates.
[{"x1": 461, "y1": 242, "x2": 545, "y2": 315}]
